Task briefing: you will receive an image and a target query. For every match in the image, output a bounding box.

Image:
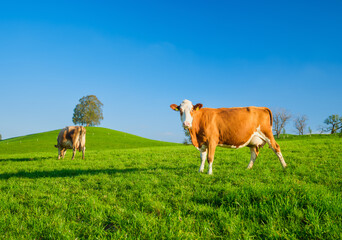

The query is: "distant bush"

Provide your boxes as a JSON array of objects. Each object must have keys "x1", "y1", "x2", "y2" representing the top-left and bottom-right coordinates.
[{"x1": 0, "y1": 134, "x2": 2, "y2": 141}]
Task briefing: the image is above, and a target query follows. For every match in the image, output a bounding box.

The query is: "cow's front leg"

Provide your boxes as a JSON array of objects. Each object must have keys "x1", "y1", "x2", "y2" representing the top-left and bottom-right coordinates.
[
  {"x1": 61, "y1": 149, "x2": 66, "y2": 159},
  {"x1": 207, "y1": 142, "x2": 217, "y2": 175},
  {"x1": 58, "y1": 147, "x2": 61, "y2": 160},
  {"x1": 59, "y1": 148, "x2": 66, "y2": 159},
  {"x1": 199, "y1": 147, "x2": 207, "y2": 173}
]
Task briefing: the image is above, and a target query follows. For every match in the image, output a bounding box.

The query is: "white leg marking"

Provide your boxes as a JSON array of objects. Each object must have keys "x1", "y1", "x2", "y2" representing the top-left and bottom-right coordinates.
[
  {"x1": 255, "y1": 126, "x2": 286, "y2": 169},
  {"x1": 269, "y1": 146, "x2": 287, "y2": 169},
  {"x1": 247, "y1": 148, "x2": 257, "y2": 169},
  {"x1": 208, "y1": 162, "x2": 213, "y2": 175},
  {"x1": 276, "y1": 151, "x2": 287, "y2": 168},
  {"x1": 199, "y1": 150, "x2": 207, "y2": 173}
]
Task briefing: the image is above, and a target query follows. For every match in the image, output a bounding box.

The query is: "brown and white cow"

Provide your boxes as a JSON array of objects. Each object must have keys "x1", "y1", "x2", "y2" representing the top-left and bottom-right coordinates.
[
  {"x1": 54, "y1": 126, "x2": 86, "y2": 160},
  {"x1": 170, "y1": 99, "x2": 287, "y2": 174}
]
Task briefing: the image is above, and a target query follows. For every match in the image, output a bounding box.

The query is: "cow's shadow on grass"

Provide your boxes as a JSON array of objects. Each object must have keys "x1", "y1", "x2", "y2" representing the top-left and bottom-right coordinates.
[
  {"x1": 0, "y1": 156, "x2": 51, "y2": 162},
  {"x1": 0, "y1": 167, "x2": 181, "y2": 179}
]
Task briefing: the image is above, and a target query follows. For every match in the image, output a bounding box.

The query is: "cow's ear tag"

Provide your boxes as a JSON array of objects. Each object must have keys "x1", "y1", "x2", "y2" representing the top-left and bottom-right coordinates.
[
  {"x1": 175, "y1": 108, "x2": 179, "y2": 111},
  {"x1": 196, "y1": 107, "x2": 199, "y2": 111}
]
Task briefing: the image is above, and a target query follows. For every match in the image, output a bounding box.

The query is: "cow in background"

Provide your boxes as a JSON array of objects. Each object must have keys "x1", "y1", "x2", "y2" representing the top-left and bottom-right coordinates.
[
  {"x1": 55, "y1": 126, "x2": 86, "y2": 160},
  {"x1": 170, "y1": 99, "x2": 287, "y2": 174}
]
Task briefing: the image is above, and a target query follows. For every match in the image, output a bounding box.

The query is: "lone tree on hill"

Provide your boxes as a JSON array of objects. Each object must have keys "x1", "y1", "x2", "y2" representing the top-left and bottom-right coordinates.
[
  {"x1": 273, "y1": 109, "x2": 291, "y2": 138},
  {"x1": 0, "y1": 133, "x2": 2, "y2": 141},
  {"x1": 72, "y1": 95, "x2": 103, "y2": 126},
  {"x1": 294, "y1": 115, "x2": 308, "y2": 135},
  {"x1": 324, "y1": 114, "x2": 342, "y2": 134}
]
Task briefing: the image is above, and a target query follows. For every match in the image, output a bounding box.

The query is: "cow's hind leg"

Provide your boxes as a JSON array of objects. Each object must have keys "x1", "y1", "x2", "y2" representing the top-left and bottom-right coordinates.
[
  {"x1": 199, "y1": 146, "x2": 207, "y2": 173},
  {"x1": 264, "y1": 133, "x2": 287, "y2": 169},
  {"x1": 273, "y1": 142, "x2": 287, "y2": 169},
  {"x1": 82, "y1": 147, "x2": 85, "y2": 160},
  {"x1": 247, "y1": 147, "x2": 259, "y2": 169},
  {"x1": 72, "y1": 148, "x2": 76, "y2": 160}
]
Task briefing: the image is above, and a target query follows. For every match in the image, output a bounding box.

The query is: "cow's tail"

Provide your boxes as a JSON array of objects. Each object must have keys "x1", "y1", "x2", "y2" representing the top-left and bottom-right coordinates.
[
  {"x1": 265, "y1": 108, "x2": 273, "y2": 127},
  {"x1": 54, "y1": 145, "x2": 58, "y2": 148}
]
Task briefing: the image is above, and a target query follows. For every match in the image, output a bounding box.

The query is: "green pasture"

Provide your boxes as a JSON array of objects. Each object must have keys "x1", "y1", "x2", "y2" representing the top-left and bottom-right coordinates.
[{"x1": 0, "y1": 127, "x2": 341, "y2": 239}]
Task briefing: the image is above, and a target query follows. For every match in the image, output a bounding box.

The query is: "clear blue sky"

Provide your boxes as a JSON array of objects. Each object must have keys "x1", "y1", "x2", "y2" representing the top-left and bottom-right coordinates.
[{"x1": 1, "y1": 0, "x2": 342, "y2": 142}]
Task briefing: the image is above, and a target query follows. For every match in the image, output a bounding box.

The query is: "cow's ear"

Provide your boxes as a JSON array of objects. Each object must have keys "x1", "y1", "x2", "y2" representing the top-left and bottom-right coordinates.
[
  {"x1": 170, "y1": 104, "x2": 180, "y2": 111},
  {"x1": 193, "y1": 103, "x2": 203, "y2": 111}
]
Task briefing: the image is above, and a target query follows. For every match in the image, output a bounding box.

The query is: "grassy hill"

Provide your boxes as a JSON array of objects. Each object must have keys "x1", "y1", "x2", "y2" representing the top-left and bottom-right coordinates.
[
  {"x1": 0, "y1": 127, "x2": 178, "y2": 155},
  {"x1": 0, "y1": 130, "x2": 341, "y2": 239}
]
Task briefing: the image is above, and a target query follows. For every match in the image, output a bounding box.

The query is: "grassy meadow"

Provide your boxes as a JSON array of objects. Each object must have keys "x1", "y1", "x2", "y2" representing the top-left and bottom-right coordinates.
[{"x1": 0, "y1": 127, "x2": 341, "y2": 239}]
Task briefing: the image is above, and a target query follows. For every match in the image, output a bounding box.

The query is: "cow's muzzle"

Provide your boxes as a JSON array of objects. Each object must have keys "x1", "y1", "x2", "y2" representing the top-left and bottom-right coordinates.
[{"x1": 183, "y1": 121, "x2": 191, "y2": 129}]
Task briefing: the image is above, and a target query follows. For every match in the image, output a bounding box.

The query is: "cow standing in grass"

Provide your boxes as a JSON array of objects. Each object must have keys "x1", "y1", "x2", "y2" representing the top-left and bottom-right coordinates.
[
  {"x1": 55, "y1": 126, "x2": 86, "y2": 160},
  {"x1": 170, "y1": 99, "x2": 287, "y2": 174}
]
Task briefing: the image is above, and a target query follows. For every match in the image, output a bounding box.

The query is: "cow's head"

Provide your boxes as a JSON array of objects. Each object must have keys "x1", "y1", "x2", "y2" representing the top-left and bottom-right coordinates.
[{"x1": 170, "y1": 99, "x2": 203, "y2": 129}]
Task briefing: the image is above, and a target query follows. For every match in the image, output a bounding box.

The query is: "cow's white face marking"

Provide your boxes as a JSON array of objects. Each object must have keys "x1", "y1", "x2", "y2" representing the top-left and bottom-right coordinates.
[{"x1": 180, "y1": 99, "x2": 194, "y2": 129}]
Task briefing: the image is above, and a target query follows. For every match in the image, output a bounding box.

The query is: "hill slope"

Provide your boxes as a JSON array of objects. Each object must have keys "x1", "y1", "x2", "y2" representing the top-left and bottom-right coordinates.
[
  {"x1": 0, "y1": 131, "x2": 341, "y2": 238},
  {"x1": 0, "y1": 127, "x2": 178, "y2": 155}
]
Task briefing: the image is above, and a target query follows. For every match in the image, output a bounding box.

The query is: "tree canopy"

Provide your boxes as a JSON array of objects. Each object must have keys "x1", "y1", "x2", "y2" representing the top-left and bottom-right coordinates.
[
  {"x1": 324, "y1": 115, "x2": 342, "y2": 134},
  {"x1": 72, "y1": 95, "x2": 103, "y2": 126}
]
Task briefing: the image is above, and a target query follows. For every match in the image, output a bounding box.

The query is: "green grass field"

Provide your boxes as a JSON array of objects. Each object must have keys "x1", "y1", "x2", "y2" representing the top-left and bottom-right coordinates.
[{"x1": 0, "y1": 127, "x2": 341, "y2": 239}]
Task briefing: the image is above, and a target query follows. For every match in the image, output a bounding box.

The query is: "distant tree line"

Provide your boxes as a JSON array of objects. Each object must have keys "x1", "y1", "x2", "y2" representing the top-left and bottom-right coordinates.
[{"x1": 272, "y1": 108, "x2": 342, "y2": 138}]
